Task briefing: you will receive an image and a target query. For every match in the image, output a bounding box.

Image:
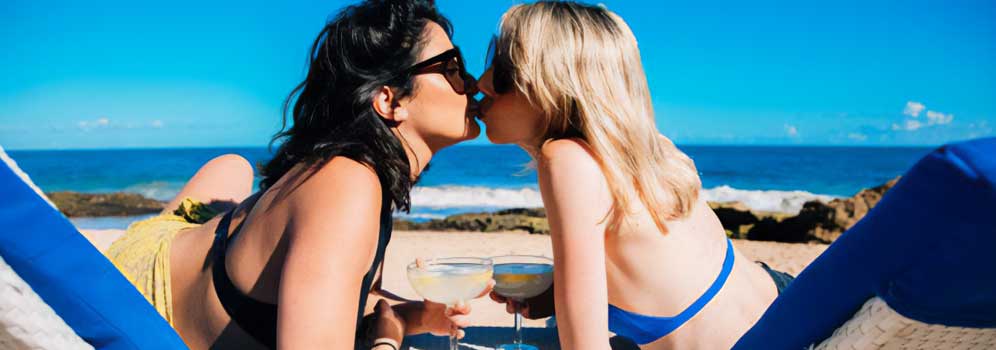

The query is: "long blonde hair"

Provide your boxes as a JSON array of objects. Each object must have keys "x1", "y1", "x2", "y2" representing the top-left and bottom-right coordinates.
[{"x1": 497, "y1": 1, "x2": 701, "y2": 233}]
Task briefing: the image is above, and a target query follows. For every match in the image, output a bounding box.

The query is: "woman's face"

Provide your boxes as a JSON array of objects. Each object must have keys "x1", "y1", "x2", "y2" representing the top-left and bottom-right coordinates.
[
  {"x1": 476, "y1": 66, "x2": 544, "y2": 147},
  {"x1": 400, "y1": 22, "x2": 480, "y2": 152}
]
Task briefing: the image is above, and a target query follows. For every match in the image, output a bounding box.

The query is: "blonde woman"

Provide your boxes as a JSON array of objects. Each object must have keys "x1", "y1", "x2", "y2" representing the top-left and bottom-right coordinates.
[{"x1": 479, "y1": 2, "x2": 793, "y2": 349}]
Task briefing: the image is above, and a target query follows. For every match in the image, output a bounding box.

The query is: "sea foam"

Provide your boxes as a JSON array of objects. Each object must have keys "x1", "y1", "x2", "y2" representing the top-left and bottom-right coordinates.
[
  {"x1": 117, "y1": 182, "x2": 835, "y2": 216},
  {"x1": 411, "y1": 185, "x2": 835, "y2": 215},
  {"x1": 701, "y1": 185, "x2": 836, "y2": 214}
]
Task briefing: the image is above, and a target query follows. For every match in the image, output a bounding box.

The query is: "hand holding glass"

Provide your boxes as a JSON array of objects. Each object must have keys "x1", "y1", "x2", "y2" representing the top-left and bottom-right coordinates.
[
  {"x1": 492, "y1": 255, "x2": 554, "y2": 350},
  {"x1": 407, "y1": 257, "x2": 494, "y2": 350}
]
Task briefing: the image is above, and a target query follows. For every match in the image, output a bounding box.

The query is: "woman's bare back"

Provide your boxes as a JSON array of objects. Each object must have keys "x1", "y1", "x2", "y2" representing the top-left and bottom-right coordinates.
[
  {"x1": 166, "y1": 160, "x2": 383, "y2": 349},
  {"x1": 605, "y1": 198, "x2": 778, "y2": 349}
]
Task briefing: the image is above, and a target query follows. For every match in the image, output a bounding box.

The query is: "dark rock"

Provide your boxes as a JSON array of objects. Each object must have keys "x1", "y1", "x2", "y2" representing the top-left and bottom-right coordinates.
[
  {"x1": 710, "y1": 202, "x2": 760, "y2": 239},
  {"x1": 393, "y1": 208, "x2": 550, "y2": 234},
  {"x1": 748, "y1": 177, "x2": 900, "y2": 243},
  {"x1": 47, "y1": 191, "x2": 165, "y2": 217},
  {"x1": 709, "y1": 202, "x2": 795, "y2": 239},
  {"x1": 392, "y1": 219, "x2": 421, "y2": 231},
  {"x1": 495, "y1": 208, "x2": 546, "y2": 217}
]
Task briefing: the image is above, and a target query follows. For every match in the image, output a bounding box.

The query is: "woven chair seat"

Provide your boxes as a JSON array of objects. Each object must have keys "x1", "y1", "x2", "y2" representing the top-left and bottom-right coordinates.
[
  {"x1": 0, "y1": 255, "x2": 92, "y2": 350},
  {"x1": 814, "y1": 297, "x2": 996, "y2": 350}
]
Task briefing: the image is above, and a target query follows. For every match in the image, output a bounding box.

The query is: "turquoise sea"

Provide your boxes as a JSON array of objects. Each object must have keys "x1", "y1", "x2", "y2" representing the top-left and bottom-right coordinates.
[{"x1": 6, "y1": 145, "x2": 934, "y2": 229}]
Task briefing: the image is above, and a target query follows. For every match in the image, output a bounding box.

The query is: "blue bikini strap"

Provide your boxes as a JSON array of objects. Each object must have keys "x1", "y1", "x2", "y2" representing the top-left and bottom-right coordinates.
[{"x1": 608, "y1": 238, "x2": 736, "y2": 344}]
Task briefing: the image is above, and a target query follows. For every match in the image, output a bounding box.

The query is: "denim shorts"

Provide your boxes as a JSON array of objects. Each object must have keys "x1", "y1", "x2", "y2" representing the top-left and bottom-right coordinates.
[{"x1": 757, "y1": 261, "x2": 795, "y2": 294}]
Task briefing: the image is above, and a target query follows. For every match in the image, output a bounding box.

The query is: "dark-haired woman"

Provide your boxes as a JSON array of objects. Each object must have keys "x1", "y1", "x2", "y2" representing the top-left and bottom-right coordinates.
[{"x1": 100, "y1": 1, "x2": 484, "y2": 348}]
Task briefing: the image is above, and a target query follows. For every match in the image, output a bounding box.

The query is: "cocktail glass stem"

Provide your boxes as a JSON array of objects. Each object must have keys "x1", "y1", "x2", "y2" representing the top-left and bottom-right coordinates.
[
  {"x1": 513, "y1": 301, "x2": 523, "y2": 345},
  {"x1": 449, "y1": 304, "x2": 460, "y2": 350}
]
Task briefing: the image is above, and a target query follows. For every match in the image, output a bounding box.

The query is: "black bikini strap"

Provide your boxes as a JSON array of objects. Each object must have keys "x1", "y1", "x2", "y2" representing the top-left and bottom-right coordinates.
[{"x1": 212, "y1": 210, "x2": 278, "y2": 348}]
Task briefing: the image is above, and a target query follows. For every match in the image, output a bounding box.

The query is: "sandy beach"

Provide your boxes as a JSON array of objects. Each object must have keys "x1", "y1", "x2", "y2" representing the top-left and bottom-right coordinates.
[{"x1": 81, "y1": 229, "x2": 827, "y2": 327}]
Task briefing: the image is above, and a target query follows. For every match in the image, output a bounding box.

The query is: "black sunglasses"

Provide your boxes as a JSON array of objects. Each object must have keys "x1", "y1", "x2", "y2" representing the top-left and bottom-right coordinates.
[
  {"x1": 486, "y1": 36, "x2": 513, "y2": 94},
  {"x1": 400, "y1": 47, "x2": 476, "y2": 95}
]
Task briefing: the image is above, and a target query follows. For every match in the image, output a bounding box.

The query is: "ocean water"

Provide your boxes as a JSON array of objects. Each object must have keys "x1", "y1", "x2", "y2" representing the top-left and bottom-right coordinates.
[{"x1": 7, "y1": 145, "x2": 934, "y2": 229}]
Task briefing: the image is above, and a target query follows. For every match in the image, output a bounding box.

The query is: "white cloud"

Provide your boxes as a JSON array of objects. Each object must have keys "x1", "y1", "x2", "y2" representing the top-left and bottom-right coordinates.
[
  {"x1": 893, "y1": 101, "x2": 954, "y2": 133},
  {"x1": 78, "y1": 117, "x2": 111, "y2": 131},
  {"x1": 784, "y1": 124, "x2": 799, "y2": 137},
  {"x1": 848, "y1": 133, "x2": 868, "y2": 141},
  {"x1": 925, "y1": 111, "x2": 953, "y2": 125},
  {"x1": 903, "y1": 101, "x2": 925, "y2": 118},
  {"x1": 75, "y1": 117, "x2": 168, "y2": 131},
  {"x1": 892, "y1": 119, "x2": 922, "y2": 131}
]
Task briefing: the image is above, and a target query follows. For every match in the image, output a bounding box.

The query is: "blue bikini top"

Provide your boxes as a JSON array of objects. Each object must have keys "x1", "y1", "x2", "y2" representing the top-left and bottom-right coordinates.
[{"x1": 608, "y1": 238, "x2": 735, "y2": 345}]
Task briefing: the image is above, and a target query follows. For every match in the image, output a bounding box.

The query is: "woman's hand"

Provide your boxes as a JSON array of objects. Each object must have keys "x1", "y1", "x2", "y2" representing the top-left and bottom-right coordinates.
[
  {"x1": 489, "y1": 282, "x2": 555, "y2": 319},
  {"x1": 419, "y1": 300, "x2": 473, "y2": 339},
  {"x1": 370, "y1": 299, "x2": 406, "y2": 344},
  {"x1": 398, "y1": 280, "x2": 495, "y2": 339}
]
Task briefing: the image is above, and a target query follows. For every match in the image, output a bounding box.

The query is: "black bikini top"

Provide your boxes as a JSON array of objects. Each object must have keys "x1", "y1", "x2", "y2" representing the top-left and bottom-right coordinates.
[{"x1": 211, "y1": 200, "x2": 393, "y2": 348}]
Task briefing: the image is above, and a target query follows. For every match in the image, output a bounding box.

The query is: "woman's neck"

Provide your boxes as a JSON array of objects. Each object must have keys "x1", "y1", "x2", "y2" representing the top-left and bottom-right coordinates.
[
  {"x1": 520, "y1": 144, "x2": 540, "y2": 159},
  {"x1": 518, "y1": 136, "x2": 547, "y2": 159},
  {"x1": 393, "y1": 128, "x2": 433, "y2": 181}
]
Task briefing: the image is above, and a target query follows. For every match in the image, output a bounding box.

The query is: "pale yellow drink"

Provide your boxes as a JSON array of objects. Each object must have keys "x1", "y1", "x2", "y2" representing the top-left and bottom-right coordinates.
[
  {"x1": 408, "y1": 263, "x2": 493, "y2": 305},
  {"x1": 407, "y1": 258, "x2": 494, "y2": 350}
]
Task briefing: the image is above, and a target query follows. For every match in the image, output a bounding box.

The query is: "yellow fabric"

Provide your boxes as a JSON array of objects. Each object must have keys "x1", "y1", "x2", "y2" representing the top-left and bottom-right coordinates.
[{"x1": 103, "y1": 198, "x2": 220, "y2": 326}]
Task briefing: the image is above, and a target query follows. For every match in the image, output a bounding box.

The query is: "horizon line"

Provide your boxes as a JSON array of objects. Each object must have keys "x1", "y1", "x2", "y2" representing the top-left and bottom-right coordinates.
[{"x1": 4, "y1": 143, "x2": 942, "y2": 152}]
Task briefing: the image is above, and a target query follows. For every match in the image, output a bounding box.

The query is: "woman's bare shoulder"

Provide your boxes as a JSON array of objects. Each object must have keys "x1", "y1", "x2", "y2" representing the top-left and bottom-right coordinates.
[
  {"x1": 284, "y1": 157, "x2": 383, "y2": 227},
  {"x1": 539, "y1": 138, "x2": 601, "y2": 175}
]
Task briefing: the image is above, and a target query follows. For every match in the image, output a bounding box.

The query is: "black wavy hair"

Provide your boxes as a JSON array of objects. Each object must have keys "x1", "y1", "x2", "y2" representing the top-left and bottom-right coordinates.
[{"x1": 260, "y1": 0, "x2": 452, "y2": 213}]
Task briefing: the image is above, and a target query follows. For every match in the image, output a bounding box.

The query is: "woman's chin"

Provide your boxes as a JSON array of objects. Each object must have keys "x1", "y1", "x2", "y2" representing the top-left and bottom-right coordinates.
[
  {"x1": 438, "y1": 122, "x2": 481, "y2": 148},
  {"x1": 484, "y1": 129, "x2": 510, "y2": 144},
  {"x1": 463, "y1": 118, "x2": 482, "y2": 140}
]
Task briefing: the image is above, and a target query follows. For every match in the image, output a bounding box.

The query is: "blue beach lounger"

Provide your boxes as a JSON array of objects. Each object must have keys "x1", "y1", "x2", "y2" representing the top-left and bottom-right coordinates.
[
  {"x1": 734, "y1": 137, "x2": 996, "y2": 349},
  {"x1": 0, "y1": 146, "x2": 188, "y2": 349}
]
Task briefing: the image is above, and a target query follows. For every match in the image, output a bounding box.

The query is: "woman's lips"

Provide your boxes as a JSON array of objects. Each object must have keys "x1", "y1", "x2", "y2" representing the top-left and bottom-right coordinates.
[
  {"x1": 466, "y1": 97, "x2": 485, "y2": 120},
  {"x1": 476, "y1": 98, "x2": 493, "y2": 120},
  {"x1": 466, "y1": 102, "x2": 480, "y2": 119}
]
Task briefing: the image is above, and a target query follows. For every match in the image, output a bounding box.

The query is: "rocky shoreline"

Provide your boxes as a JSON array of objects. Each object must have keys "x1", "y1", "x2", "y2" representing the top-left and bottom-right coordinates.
[
  {"x1": 712, "y1": 177, "x2": 898, "y2": 243},
  {"x1": 393, "y1": 208, "x2": 551, "y2": 234},
  {"x1": 48, "y1": 191, "x2": 166, "y2": 217},
  {"x1": 52, "y1": 177, "x2": 898, "y2": 243}
]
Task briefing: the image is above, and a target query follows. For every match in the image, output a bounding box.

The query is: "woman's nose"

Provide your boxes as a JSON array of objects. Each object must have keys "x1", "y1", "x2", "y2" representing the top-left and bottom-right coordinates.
[
  {"x1": 464, "y1": 75, "x2": 479, "y2": 96},
  {"x1": 477, "y1": 68, "x2": 496, "y2": 97}
]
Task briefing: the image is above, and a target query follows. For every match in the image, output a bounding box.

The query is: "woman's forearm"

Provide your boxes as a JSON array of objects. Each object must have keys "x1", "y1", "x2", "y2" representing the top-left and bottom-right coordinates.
[{"x1": 373, "y1": 287, "x2": 418, "y2": 304}]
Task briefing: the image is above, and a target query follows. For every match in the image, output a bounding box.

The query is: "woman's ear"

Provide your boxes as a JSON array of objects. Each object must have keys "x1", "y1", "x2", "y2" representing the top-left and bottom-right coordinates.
[
  {"x1": 372, "y1": 86, "x2": 396, "y2": 120},
  {"x1": 372, "y1": 86, "x2": 409, "y2": 123}
]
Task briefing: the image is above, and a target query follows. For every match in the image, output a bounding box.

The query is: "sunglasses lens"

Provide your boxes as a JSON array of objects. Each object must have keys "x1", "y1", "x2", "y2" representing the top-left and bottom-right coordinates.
[
  {"x1": 494, "y1": 65, "x2": 510, "y2": 94},
  {"x1": 450, "y1": 57, "x2": 470, "y2": 94},
  {"x1": 447, "y1": 72, "x2": 464, "y2": 94},
  {"x1": 486, "y1": 37, "x2": 497, "y2": 69},
  {"x1": 487, "y1": 36, "x2": 511, "y2": 94}
]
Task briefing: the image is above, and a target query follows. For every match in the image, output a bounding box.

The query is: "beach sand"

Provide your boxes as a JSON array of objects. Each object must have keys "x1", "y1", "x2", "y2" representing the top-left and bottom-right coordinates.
[{"x1": 80, "y1": 229, "x2": 828, "y2": 327}]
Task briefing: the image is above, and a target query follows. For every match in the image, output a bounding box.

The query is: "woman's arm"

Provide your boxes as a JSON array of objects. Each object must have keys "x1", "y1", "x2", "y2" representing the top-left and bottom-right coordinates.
[
  {"x1": 276, "y1": 157, "x2": 383, "y2": 349},
  {"x1": 538, "y1": 139, "x2": 613, "y2": 350},
  {"x1": 370, "y1": 270, "x2": 418, "y2": 303}
]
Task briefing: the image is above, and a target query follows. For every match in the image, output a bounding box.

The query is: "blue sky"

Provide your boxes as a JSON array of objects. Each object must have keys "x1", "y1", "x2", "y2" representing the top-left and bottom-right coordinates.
[{"x1": 1, "y1": 0, "x2": 993, "y2": 150}]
